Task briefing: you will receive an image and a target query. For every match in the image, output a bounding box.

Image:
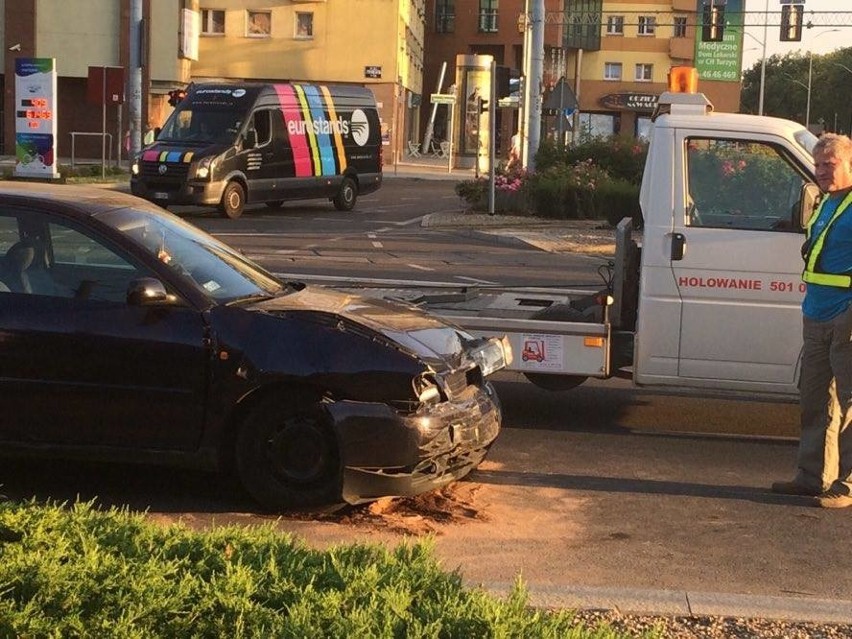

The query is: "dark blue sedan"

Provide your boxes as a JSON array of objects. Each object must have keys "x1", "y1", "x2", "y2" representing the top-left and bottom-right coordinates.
[{"x1": 0, "y1": 183, "x2": 510, "y2": 510}]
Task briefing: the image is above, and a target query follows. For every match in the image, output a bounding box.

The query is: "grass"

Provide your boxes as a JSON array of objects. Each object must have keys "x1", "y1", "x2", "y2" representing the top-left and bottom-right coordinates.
[
  {"x1": 0, "y1": 499, "x2": 661, "y2": 638},
  {"x1": 0, "y1": 164, "x2": 129, "y2": 184}
]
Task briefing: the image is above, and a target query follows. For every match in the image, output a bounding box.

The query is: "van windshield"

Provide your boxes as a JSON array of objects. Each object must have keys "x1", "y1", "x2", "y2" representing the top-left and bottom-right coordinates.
[{"x1": 158, "y1": 107, "x2": 244, "y2": 145}]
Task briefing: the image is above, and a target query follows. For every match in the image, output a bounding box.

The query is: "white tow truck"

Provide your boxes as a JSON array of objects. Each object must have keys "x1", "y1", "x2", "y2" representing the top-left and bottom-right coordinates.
[{"x1": 328, "y1": 76, "x2": 821, "y2": 397}]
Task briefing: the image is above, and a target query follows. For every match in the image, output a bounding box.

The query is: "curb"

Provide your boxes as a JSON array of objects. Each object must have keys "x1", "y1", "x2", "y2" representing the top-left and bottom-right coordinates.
[{"x1": 478, "y1": 582, "x2": 852, "y2": 625}]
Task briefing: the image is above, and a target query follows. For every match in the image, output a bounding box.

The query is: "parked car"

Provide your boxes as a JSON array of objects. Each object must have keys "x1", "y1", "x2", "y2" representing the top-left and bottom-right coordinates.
[{"x1": 0, "y1": 183, "x2": 510, "y2": 510}]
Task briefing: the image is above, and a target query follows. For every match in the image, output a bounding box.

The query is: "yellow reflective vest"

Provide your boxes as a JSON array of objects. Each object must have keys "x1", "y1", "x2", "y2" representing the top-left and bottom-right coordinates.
[{"x1": 802, "y1": 190, "x2": 852, "y2": 288}]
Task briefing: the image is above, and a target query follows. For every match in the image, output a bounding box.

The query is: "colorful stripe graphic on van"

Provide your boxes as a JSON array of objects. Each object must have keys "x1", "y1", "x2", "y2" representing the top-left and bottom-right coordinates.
[
  {"x1": 319, "y1": 85, "x2": 347, "y2": 173},
  {"x1": 141, "y1": 149, "x2": 194, "y2": 163},
  {"x1": 274, "y1": 84, "x2": 313, "y2": 177},
  {"x1": 274, "y1": 83, "x2": 347, "y2": 178}
]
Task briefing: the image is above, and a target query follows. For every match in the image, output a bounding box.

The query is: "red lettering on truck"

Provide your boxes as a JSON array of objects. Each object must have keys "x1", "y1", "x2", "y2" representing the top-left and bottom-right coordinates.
[{"x1": 677, "y1": 276, "x2": 763, "y2": 290}]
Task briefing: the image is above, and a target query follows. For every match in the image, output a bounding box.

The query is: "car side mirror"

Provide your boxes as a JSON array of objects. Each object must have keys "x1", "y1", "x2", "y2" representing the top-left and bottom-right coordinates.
[
  {"x1": 799, "y1": 183, "x2": 821, "y2": 229},
  {"x1": 244, "y1": 129, "x2": 257, "y2": 148},
  {"x1": 127, "y1": 277, "x2": 169, "y2": 306}
]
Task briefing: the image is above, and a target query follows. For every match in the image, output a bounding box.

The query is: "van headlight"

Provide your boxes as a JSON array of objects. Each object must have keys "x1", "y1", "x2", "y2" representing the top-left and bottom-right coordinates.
[
  {"x1": 468, "y1": 335, "x2": 513, "y2": 378},
  {"x1": 194, "y1": 156, "x2": 215, "y2": 180}
]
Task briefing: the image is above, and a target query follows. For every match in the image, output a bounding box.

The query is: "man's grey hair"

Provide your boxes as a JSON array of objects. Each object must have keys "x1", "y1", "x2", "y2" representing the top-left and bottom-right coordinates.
[{"x1": 813, "y1": 133, "x2": 852, "y2": 160}]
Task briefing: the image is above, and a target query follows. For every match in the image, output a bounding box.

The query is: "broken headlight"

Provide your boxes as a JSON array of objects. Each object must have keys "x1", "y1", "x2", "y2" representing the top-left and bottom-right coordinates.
[{"x1": 467, "y1": 335, "x2": 513, "y2": 378}]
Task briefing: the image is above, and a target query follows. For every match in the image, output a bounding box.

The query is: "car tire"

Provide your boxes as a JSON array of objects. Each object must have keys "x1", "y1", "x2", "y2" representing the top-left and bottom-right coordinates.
[
  {"x1": 265, "y1": 200, "x2": 284, "y2": 209},
  {"x1": 333, "y1": 176, "x2": 357, "y2": 211},
  {"x1": 219, "y1": 181, "x2": 245, "y2": 219},
  {"x1": 523, "y1": 304, "x2": 590, "y2": 392},
  {"x1": 236, "y1": 396, "x2": 342, "y2": 511}
]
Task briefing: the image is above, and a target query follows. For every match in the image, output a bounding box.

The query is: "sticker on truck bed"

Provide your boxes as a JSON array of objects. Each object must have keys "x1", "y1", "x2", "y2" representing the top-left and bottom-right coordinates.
[{"x1": 518, "y1": 334, "x2": 565, "y2": 371}]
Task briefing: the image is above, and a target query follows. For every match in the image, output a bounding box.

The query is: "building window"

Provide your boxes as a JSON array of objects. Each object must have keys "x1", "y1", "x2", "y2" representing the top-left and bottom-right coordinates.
[
  {"x1": 673, "y1": 16, "x2": 687, "y2": 38},
  {"x1": 606, "y1": 15, "x2": 624, "y2": 35},
  {"x1": 638, "y1": 16, "x2": 656, "y2": 36},
  {"x1": 436, "y1": 0, "x2": 454, "y2": 33},
  {"x1": 295, "y1": 12, "x2": 313, "y2": 38},
  {"x1": 604, "y1": 62, "x2": 622, "y2": 81},
  {"x1": 246, "y1": 10, "x2": 271, "y2": 37},
  {"x1": 479, "y1": 0, "x2": 498, "y2": 33},
  {"x1": 201, "y1": 9, "x2": 225, "y2": 36},
  {"x1": 635, "y1": 63, "x2": 653, "y2": 82}
]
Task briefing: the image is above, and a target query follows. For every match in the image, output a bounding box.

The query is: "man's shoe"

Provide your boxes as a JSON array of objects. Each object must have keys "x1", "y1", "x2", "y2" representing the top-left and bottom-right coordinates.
[
  {"x1": 817, "y1": 491, "x2": 852, "y2": 509},
  {"x1": 770, "y1": 480, "x2": 820, "y2": 496}
]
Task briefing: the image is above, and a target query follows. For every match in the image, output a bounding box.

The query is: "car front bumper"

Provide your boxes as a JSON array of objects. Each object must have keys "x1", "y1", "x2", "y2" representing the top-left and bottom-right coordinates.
[
  {"x1": 130, "y1": 176, "x2": 225, "y2": 207},
  {"x1": 327, "y1": 382, "x2": 501, "y2": 504}
]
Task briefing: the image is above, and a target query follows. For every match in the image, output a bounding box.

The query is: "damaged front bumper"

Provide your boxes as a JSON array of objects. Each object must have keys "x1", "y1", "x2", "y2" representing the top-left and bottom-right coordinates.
[{"x1": 326, "y1": 382, "x2": 502, "y2": 504}]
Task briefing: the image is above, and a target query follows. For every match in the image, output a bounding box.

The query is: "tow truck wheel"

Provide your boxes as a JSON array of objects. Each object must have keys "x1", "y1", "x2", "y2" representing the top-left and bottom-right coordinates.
[
  {"x1": 219, "y1": 181, "x2": 245, "y2": 219},
  {"x1": 333, "y1": 176, "x2": 357, "y2": 211},
  {"x1": 236, "y1": 396, "x2": 342, "y2": 511},
  {"x1": 523, "y1": 304, "x2": 590, "y2": 392}
]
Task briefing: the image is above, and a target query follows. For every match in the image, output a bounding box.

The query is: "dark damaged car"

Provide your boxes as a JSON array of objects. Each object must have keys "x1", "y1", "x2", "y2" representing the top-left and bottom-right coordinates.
[{"x1": 0, "y1": 183, "x2": 510, "y2": 509}]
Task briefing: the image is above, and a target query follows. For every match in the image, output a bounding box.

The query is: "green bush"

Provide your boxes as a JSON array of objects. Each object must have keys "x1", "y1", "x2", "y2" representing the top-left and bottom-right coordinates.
[
  {"x1": 536, "y1": 137, "x2": 648, "y2": 186},
  {"x1": 0, "y1": 499, "x2": 653, "y2": 638},
  {"x1": 527, "y1": 161, "x2": 611, "y2": 220},
  {"x1": 597, "y1": 179, "x2": 643, "y2": 228}
]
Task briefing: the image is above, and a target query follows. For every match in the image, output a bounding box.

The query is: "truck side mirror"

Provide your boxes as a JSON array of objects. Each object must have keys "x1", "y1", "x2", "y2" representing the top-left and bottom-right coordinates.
[
  {"x1": 244, "y1": 129, "x2": 257, "y2": 148},
  {"x1": 799, "y1": 183, "x2": 821, "y2": 229}
]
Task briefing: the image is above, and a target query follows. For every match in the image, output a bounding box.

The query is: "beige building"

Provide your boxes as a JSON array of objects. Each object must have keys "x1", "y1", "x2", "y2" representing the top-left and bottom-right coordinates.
[
  {"x1": 192, "y1": 0, "x2": 427, "y2": 165},
  {"x1": 2, "y1": 0, "x2": 189, "y2": 159}
]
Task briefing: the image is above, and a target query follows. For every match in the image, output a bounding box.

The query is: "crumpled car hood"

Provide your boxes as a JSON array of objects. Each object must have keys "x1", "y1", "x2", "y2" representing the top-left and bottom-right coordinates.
[{"x1": 249, "y1": 285, "x2": 471, "y2": 364}]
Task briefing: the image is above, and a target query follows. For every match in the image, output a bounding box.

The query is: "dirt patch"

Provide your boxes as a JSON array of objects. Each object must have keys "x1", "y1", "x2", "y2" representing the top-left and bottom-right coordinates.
[{"x1": 290, "y1": 481, "x2": 488, "y2": 536}]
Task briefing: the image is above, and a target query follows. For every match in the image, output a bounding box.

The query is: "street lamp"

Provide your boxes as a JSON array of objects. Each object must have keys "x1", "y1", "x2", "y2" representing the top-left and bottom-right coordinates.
[
  {"x1": 742, "y1": 30, "x2": 767, "y2": 115},
  {"x1": 806, "y1": 29, "x2": 842, "y2": 130}
]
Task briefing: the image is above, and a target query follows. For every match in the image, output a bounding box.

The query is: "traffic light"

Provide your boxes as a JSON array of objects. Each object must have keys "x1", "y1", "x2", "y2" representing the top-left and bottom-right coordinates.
[
  {"x1": 780, "y1": 4, "x2": 804, "y2": 42},
  {"x1": 701, "y1": 1, "x2": 726, "y2": 42},
  {"x1": 167, "y1": 88, "x2": 187, "y2": 107}
]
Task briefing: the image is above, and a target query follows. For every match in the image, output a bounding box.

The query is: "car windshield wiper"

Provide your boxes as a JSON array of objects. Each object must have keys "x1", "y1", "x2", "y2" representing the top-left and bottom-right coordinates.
[{"x1": 224, "y1": 292, "x2": 279, "y2": 306}]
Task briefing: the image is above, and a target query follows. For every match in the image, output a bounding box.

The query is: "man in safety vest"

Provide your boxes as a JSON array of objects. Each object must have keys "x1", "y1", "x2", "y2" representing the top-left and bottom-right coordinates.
[{"x1": 773, "y1": 133, "x2": 852, "y2": 508}]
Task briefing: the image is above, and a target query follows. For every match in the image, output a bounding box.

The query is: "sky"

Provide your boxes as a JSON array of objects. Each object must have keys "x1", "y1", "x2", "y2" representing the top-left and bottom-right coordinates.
[{"x1": 741, "y1": 0, "x2": 850, "y2": 70}]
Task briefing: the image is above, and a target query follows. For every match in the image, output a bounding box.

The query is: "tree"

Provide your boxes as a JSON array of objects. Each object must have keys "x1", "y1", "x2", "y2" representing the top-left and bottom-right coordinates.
[{"x1": 740, "y1": 47, "x2": 852, "y2": 134}]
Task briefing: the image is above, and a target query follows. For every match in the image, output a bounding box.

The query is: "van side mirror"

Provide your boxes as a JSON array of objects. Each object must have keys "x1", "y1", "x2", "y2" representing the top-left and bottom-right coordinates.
[
  {"x1": 244, "y1": 129, "x2": 257, "y2": 148},
  {"x1": 799, "y1": 183, "x2": 821, "y2": 229}
]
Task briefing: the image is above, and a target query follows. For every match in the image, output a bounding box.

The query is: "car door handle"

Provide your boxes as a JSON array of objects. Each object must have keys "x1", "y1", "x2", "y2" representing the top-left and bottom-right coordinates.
[{"x1": 671, "y1": 233, "x2": 686, "y2": 261}]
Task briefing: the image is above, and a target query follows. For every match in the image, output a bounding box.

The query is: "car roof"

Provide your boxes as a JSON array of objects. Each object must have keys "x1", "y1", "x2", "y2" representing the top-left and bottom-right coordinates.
[{"x1": 0, "y1": 182, "x2": 162, "y2": 218}]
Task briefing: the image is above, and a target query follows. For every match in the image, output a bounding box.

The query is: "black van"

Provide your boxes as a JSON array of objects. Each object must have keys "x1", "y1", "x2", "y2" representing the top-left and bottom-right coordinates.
[{"x1": 131, "y1": 82, "x2": 382, "y2": 219}]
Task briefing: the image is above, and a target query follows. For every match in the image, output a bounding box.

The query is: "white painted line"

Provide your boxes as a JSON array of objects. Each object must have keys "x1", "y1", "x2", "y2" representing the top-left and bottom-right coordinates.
[
  {"x1": 455, "y1": 275, "x2": 498, "y2": 285},
  {"x1": 364, "y1": 215, "x2": 425, "y2": 226},
  {"x1": 367, "y1": 233, "x2": 377, "y2": 238},
  {"x1": 372, "y1": 241, "x2": 384, "y2": 248},
  {"x1": 407, "y1": 263, "x2": 435, "y2": 272}
]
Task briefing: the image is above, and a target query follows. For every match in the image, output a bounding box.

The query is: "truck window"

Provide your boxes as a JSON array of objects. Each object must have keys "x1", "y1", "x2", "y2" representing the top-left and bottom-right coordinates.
[{"x1": 685, "y1": 138, "x2": 807, "y2": 232}]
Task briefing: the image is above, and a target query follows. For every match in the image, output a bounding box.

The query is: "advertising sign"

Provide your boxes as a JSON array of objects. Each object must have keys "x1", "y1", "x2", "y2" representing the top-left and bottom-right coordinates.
[
  {"x1": 14, "y1": 58, "x2": 60, "y2": 179},
  {"x1": 694, "y1": 0, "x2": 745, "y2": 83}
]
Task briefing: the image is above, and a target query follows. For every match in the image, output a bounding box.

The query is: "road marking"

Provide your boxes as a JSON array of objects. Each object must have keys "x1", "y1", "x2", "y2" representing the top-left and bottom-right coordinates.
[
  {"x1": 455, "y1": 275, "x2": 498, "y2": 285},
  {"x1": 364, "y1": 215, "x2": 425, "y2": 226},
  {"x1": 407, "y1": 263, "x2": 435, "y2": 271},
  {"x1": 368, "y1": 233, "x2": 383, "y2": 248}
]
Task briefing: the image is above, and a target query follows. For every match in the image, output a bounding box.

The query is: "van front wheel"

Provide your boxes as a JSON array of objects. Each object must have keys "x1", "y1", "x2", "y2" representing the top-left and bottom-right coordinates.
[
  {"x1": 333, "y1": 177, "x2": 357, "y2": 211},
  {"x1": 219, "y1": 181, "x2": 245, "y2": 219}
]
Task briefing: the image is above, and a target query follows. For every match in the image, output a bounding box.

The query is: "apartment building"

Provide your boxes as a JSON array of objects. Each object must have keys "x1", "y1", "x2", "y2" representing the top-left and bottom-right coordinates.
[
  {"x1": 2, "y1": 0, "x2": 188, "y2": 159},
  {"x1": 422, "y1": 0, "x2": 742, "y2": 148},
  {"x1": 192, "y1": 0, "x2": 427, "y2": 165}
]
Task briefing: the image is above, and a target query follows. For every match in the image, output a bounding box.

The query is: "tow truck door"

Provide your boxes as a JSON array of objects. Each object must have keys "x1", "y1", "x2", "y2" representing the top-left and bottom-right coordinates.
[{"x1": 637, "y1": 130, "x2": 810, "y2": 394}]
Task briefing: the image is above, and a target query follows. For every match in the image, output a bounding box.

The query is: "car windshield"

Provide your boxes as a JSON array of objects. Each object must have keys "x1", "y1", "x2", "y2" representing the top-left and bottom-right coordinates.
[
  {"x1": 157, "y1": 107, "x2": 243, "y2": 144},
  {"x1": 98, "y1": 206, "x2": 284, "y2": 303}
]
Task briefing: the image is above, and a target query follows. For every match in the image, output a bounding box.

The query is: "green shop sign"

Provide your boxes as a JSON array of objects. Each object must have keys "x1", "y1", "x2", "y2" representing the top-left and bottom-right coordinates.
[{"x1": 694, "y1": 0, "x2": 744, "y2": 83}]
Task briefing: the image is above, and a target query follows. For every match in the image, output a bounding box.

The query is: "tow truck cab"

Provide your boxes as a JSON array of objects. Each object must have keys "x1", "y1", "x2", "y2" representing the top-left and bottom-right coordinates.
[{"x1": 630, "y1": 69, "x2": 819, "y2": 396}]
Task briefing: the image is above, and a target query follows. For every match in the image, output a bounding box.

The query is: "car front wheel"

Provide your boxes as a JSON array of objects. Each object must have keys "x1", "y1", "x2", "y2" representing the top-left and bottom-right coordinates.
[
  {"x1": 219, "y1": 181, "x2": 245, "y2": 219},
  {"x1": 236, "y1": 397, "x2": 342, "y2": 511}
]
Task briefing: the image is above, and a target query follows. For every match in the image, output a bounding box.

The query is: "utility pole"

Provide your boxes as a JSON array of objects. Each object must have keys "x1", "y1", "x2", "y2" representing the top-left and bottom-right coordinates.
[
  {"x1": 128, "y1": 0, "x2": 143, "y2": 158},
  {"x1": 522, "y1": 0, "x2": 544, "y2": 172}
]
